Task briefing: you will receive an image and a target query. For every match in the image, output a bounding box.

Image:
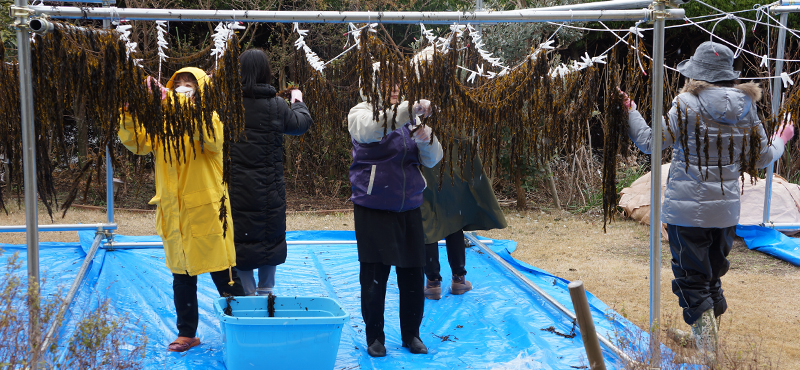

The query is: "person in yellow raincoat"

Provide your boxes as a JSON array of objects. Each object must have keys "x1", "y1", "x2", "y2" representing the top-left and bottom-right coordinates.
[{"x1": 118, "y1": 67, "x2": 245, "y2": 353}]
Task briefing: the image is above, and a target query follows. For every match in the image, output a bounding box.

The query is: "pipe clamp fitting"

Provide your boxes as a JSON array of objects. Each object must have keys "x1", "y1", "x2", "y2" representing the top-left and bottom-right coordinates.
[{"x1": 10, "y1": 6, "x2": 34, "y2": 29}]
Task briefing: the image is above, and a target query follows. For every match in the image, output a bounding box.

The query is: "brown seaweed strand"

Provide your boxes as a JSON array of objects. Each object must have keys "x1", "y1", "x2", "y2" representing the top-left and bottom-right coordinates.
[
  {"x1": 728, "y1": 126, "x2": 735, "y2": 166},
  {"x1": 694, "y1": 114, "x2": 702, "y2": 178},
  {"x1": 747, "y1": 126, "x2": 761, "y2": 182},
  {"x1": 676, "y1": 100, "x2": 689, "y2": 174},
  {"x1": 601, "y1": 53, "x2": 626, "y2": 232},
  {"x1": 739, "y1": 131, "x2": 748, "y2": 194}
]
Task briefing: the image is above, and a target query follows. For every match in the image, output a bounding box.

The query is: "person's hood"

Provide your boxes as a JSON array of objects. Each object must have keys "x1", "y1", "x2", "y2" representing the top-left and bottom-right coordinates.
[
  {"x1": 165, "y1": 67, "x2": 211, "y2": 91},
  {"x1": 680, "y1": 80, "x2": 762, "y2": 126}
]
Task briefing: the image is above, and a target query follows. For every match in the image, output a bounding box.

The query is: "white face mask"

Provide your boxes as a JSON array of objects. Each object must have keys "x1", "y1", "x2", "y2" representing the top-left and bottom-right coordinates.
[{"x1": 174, "y1": 86, "x2": 195, "y2": 98}]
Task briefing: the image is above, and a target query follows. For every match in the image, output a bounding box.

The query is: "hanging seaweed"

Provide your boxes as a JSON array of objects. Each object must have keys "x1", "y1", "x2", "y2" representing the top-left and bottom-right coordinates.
[
  {"x1": 11, "y1": 19, "x2": 783, "y2": 233},
  {"x1": 601, "y1": 51, "x2": 627, "y2": 231},
  {"x1": 0, "y1": 21, "x2": 244, "y2": 220}
]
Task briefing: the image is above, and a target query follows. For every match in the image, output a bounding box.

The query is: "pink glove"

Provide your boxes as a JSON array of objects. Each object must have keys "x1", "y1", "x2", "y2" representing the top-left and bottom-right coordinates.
[
  {"x1": 413, "y1": 99, "x2": 432, "y2": 117},
  {"x1": 616, "y1": 87, "x2": 636, "y2": 111},
  {"x1": 775, "y1": 120, "x2": 795, "y2": 144},
  {"x1": 145, "y1": 76, "x2": 168, "y2": 100},
  {"x1": 412, "y1": 125, "x2": 432, "y2": 143},
  {"x1": 290, "y1": 89, "x2": 303, "y2": 103}
]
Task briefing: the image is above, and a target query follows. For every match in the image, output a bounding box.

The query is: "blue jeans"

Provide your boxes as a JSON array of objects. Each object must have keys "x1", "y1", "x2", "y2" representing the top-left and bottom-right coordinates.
[{"x1": 236, "y1": 265, "x2": 277, "y2": 296}]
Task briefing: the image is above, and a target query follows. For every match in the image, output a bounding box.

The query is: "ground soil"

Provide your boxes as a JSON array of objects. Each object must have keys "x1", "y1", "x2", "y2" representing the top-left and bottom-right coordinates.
[{"x1": 1, "y1": 187, "x2": 798, "y2": 368}]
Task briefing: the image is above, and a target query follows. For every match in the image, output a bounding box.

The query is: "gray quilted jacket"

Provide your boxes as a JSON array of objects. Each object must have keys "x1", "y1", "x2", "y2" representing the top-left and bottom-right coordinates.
[{"x1": 627, "y1": 80, "x2": 785, "y2": 228}]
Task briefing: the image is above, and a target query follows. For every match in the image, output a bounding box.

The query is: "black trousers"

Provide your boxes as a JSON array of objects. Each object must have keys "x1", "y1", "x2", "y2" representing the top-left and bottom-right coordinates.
[
  {"x1": 173, "y1": 268, "x2": 245, "y2": 338},
  {"x1": 667, "y1": 224, "x2": 734, "y2": 326},
  {"x1": 360, "y1": 262, "x2": 424, "y2": 345},
  {"x1": 424, "y1": 230, "x2": 467, "y2": 281}
]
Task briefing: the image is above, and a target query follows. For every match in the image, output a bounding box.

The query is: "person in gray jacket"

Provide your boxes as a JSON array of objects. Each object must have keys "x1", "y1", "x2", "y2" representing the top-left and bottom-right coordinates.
[{"x1": 620, "y1": 41, "x2": 793, "y2": 362}]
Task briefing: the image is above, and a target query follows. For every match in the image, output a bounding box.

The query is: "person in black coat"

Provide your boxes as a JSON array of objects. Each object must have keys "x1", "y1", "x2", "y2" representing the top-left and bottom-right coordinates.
[{"x1": 229, "y1": 48, "x2": 313, "y2": 296}]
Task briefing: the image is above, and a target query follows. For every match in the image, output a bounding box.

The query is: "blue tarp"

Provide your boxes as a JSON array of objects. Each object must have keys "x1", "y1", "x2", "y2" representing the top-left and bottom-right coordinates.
[
  {"x1": 0, "y1": 231, "x2": 685, "y2": 369},
  {"x1": 736, "y1": 224, "x2": 800, "y2": 267}
]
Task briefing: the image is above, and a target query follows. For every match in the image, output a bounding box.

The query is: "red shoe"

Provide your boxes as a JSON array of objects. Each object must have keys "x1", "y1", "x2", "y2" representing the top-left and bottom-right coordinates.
[{"x1": 168, "y1": 336, "x2": 201, "y2": 352}]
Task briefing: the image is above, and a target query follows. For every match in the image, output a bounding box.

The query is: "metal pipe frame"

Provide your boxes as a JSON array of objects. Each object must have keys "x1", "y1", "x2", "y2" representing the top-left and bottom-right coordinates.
[
  {"x1": 536, "y1": 0, "x2": 655, "y2": 11},
  {"x1": 763, "y1": 12, "x2": 788, "y2": 225},
  {"x1": 13, "y1": 0, "x2": 42, "y2": 363},
  {"x1": 0, "y1": 223, "x2": 117, "y2": 233},
  {"x1": 106, "y1": 146, "x2": 114, "y2": 224},
  {"x1": 763, "y1": 5, "x2": 796, "y2": 229},
  {"x1": 462, "y1": 232, "x2": 634, "y2": 365},
  {"x1": 764, "y1": 222, "x2": 800, "y2": 230},
  {"x1": 38, "y1": 231, "x2": 105, "y2": 359},
  {"x1": 772, "y1": 5, "x2": 800, "y2": 13},
  {"x1": 28, "y1": 5, "x2": 684, "y2": 24},
  {"x1": 12, "y1": 2, "x2": 685, "y2": 365},
  {"x1": 101, "y1": 239, "x2": 493, "y2": 249},
  {"x1": 648, "y1": 1, "x2": 666, "y2": 367}
]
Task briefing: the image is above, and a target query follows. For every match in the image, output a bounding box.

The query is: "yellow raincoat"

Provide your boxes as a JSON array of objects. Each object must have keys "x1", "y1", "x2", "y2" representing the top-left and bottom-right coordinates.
[{"x1": 118, "y1": 67, "x2": 236, "y2": 276}]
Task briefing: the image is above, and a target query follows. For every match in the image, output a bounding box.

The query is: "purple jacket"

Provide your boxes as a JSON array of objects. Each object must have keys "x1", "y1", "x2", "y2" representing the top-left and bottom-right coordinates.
[{"x1": 349, "y1": 122, "x2": 427, "y2": 212}]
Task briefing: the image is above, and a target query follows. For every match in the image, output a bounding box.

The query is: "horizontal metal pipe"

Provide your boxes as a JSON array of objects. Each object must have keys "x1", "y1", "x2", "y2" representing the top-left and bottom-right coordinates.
[
  {"x1": 0, "y1": 223, "x2": 117, "y2": 233},
  {"x1": 535, "y1": 0, "x2": 654, "y2": 11},
  {"x1": 772, "y1": 5, "x2": 800, "y2": 13},
  {"x1": 29, "y1": 6, "x2": 683, "y2": 24},
  {"x1": 103, "y1": 239, "x2": 494, "y2": 249},
  {"x1": 762, "y1": 223, "x2": 800, "y2": 230},
  {"x1": 39, "y1": 232, "x2": 104, "y2": 357},
  {"x1": 463, "y1": 232, "x2": 633, "y2": 364}
]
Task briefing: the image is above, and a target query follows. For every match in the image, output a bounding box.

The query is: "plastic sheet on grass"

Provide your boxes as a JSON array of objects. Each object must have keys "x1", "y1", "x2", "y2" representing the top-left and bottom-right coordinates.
[
  {"x1": 737, "y1": 224, "x2": 800, "y2": 266},
  {"x1": 1, "y1": 230, "x2": 691, "y2": 369}
]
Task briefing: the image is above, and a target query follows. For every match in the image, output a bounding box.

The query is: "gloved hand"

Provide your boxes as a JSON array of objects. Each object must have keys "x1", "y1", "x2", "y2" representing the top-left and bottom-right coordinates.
[
  {"x1": 616, "y1": 87, "x2": 636, "y2": 111},
  {"x1": 775, "y1": 119, "x2": 795, "y2": 144},
  {"x1": 411, "y1": 124, "x2": 432, "y2": 143},
  {"x1": 145, "y1": 76, "x2": 168, "y2": 100},
  {"x1": 413, "y1": 99, "x2": 432, "y2": 117},
  {"x1": 290, "y1": 89, "x2": 303, "y2": 104}
]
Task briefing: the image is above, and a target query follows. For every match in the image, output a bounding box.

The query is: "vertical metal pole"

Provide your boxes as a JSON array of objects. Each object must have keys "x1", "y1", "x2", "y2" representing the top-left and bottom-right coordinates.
[
  {"x1": 105, "y1": 146, "x2": 114, "y2": 224},
  {"x1": 763, "y1": 12, "x2": 789, "y2": 225},
  {"x1": 103, "y1": 2, "x2": 114, "y2": 225},
  {"x1": 649, "y1": 0, "x2": 666, "y2": 368},
  {"x1": 14, "y1": 0, "x2": 41, "y2": 365},
  {"x1": 475, "y1": 0, "x2": 483, "y2": 34}
]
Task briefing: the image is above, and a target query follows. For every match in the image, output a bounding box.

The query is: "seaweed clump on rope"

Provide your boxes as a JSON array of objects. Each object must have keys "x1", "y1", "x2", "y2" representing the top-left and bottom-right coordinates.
[{"x1": 0, "y1": 22, "x2": 244, "y2": 221}]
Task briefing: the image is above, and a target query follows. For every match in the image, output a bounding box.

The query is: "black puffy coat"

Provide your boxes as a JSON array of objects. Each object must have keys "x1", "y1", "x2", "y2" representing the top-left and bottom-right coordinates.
[{"x1": 230, "y1": 84, "x2": 313, "y2": 270}]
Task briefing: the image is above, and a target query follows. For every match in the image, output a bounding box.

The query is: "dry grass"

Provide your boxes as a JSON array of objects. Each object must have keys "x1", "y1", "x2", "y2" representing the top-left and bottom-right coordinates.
[{"x1": 2, "y1": 203, "x2": 797, "y2": 367}]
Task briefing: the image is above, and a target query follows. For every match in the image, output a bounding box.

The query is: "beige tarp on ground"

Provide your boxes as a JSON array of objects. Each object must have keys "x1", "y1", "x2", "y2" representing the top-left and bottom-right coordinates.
[{"x1": 619, "y1": 163, "x2": 800, "y2": 238}]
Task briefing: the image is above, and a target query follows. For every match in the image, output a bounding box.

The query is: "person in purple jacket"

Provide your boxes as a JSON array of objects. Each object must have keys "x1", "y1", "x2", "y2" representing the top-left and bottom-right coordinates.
[{"x1": 348, "y1": 75, "x2": 443, "y2": 358}]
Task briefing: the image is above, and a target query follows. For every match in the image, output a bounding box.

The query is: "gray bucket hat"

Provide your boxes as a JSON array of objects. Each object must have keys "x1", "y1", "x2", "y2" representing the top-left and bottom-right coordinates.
[{"x1": 677, "y1": 41, "x2": 740, "y2": 82}]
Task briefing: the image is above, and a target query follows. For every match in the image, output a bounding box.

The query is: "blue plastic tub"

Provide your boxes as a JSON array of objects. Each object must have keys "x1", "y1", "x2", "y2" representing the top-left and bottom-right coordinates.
[{"x1": 213, "y1": 296, "x2": 349, "y2": 370}]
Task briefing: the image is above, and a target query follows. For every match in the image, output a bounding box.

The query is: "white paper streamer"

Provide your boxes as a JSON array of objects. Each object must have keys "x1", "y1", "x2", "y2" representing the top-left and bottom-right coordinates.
[
  {"x1": 115, "y1": 23, "x2": 143, "y2": 68},
  {"x1": 155, "y1": 21, "x2": 168, "y2": 81},
  {"x1": 293, "y1": 23, "x2": 325, "y2": 72}
]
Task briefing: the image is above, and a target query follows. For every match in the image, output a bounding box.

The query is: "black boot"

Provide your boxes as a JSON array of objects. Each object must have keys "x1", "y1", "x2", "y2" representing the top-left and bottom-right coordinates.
[
  {"x1": 402, "y1": 336, "x2": 428, "y2": 354},
  {"x1": 367, "y1": 339, "x2": 386, "y2": 357}
]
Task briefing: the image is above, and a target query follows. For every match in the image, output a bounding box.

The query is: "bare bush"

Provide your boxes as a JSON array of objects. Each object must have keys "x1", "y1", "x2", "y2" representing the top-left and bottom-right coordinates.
[{"x1": 0, "y1": 251, "x2": 147, "y2": 369}]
